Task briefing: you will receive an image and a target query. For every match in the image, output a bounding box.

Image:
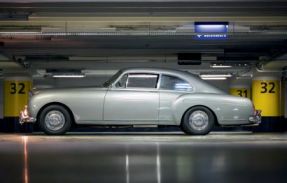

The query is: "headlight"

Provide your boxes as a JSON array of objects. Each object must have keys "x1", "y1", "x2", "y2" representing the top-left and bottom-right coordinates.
[{"x1": 21, "y1": 105, "x2": 29, "y2": 118}]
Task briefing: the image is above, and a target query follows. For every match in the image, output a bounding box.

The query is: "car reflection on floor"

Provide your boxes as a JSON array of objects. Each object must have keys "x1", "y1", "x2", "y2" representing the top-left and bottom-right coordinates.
[{"x1": 0, "y1": 132, "x2": 287, "y2": 183}]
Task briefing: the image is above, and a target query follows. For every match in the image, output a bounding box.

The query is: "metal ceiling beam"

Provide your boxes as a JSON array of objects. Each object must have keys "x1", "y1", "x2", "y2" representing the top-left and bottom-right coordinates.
[
  {"x1": 0, "y1": 0, "x2": 286, "y2": 66},
  {"x1": 1, "y1": 1, "x2": 287, "y2": 17}
]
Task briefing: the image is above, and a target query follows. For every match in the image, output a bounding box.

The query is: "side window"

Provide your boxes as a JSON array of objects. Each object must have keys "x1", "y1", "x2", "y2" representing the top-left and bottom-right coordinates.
[
  {"x1": 126, "y1": 73, "x2": 159, "y2": 88},
  {"x1": 160, "y1": 75, "x2": 192, "y2": 91},
  {"x1": 115, "y1": 74, "x2": 128, "y2": 88}
]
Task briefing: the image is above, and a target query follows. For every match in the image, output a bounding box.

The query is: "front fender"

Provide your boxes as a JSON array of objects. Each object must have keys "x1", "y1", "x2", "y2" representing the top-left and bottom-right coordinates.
[{"x1": 28, "y1": 93, "x2": 63, "y2": 120}]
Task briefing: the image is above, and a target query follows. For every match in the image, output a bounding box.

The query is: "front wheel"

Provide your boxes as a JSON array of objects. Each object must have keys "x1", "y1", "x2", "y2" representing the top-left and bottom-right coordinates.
[
  {"x1": 39, "y1": 105, "x2": 72, "y2": 135},
  {"x1": 181, "y1": 106, "x2": 215, "y2": 135}
]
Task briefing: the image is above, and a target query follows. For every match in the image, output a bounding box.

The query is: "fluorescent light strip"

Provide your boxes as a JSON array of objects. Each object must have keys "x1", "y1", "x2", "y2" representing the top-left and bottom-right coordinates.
[
  {"x1": 210, "y1": 65, "x2": 232, "y2": 68},
  {"x1": 52, "y1": 74, "x2": 85, "y2": 78},
  {"x1": 201, "y1": 77, "x2": 227, "y2": 80},
  {"x1": 197, "y1": 25, "x2": 228, "y2": 29},
  {"x1": 200, "y1": 74, "x2": 232, "y2": 78}
]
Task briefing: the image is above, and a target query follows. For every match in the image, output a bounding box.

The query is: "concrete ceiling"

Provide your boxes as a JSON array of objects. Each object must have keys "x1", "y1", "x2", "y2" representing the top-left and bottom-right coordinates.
[{"x1": 0, "y1": 0, "x2": 286, "y2": 71}]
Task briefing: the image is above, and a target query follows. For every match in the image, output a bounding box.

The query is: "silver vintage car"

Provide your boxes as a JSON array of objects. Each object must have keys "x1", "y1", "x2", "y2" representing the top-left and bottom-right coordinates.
[{"x1": 20, "y1": 67, "x2": 261, "y2": 135}]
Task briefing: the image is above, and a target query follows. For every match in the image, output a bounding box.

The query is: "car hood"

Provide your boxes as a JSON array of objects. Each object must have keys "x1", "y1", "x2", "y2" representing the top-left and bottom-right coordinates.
[{"x1": 30, "y1": 86, "x2": 108, "y2": 96}]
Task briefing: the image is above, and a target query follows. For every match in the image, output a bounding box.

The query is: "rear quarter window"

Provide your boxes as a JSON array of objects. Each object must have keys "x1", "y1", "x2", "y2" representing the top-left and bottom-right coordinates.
[{"x1": 160, "y1": 74, "x2": 193, "y2": 91}]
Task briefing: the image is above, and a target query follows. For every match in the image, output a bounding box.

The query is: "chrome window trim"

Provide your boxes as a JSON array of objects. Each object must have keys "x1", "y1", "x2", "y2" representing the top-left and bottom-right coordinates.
[
  {"x1": 156, "y1": 73, "x2": 162, "y2": 90},
  {"x1": 112, "y1": 71, "x2": 160, "y2": 90}
]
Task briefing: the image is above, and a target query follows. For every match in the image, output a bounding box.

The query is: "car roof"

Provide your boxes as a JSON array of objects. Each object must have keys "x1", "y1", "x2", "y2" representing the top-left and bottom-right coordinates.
[
  {"x1": 121, "y1": 67, "x2": 197, "y2": 78},
  {"x1": 119, "y1": 67, "x2": 224, "y2": 94}
]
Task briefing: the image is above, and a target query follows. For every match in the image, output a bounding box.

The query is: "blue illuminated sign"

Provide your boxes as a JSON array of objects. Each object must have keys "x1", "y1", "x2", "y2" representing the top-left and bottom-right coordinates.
[
  {"x1": 195, "y1": 34, "x2": 228, "y2": 40},
  {"x1": 194, "y1": 22, "x2": 228, "y2": 40}
]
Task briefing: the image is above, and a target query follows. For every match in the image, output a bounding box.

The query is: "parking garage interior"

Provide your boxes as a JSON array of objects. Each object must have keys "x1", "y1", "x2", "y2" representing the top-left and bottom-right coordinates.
[{"x1": 0, "y1": 0, "x2": 287, "y2": 182}]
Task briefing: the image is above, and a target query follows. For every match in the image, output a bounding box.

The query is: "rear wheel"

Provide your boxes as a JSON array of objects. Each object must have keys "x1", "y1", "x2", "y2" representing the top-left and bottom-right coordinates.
[
  {"x1": 39, "y1": 105, "x2": 71, "y2": 135},
  {"x1": 181, "y1": 106, "x2": 215, "y2": 135}
]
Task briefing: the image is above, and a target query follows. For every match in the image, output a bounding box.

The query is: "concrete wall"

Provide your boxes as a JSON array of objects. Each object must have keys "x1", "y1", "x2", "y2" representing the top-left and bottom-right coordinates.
[
  {"x1": 284, "y1": 80, "x2": 287, "y2": 118},
  {"x1": 205, "y1": 79, "x2": 230, "y2": 92},
  {"x1": 0, "y1": 78, "x2": 3, "y2": 119}
]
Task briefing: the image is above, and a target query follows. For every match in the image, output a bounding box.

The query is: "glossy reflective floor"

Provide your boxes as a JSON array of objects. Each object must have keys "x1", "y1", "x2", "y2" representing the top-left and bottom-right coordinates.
[{"x1": 1, "y1": 132, "x2": 287, "y2": 183}]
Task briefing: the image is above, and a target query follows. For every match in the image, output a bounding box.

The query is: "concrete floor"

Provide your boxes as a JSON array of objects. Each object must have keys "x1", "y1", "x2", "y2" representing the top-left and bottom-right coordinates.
[{"x1": 1, "y1": 132, "x2": 287, "y2": 183}]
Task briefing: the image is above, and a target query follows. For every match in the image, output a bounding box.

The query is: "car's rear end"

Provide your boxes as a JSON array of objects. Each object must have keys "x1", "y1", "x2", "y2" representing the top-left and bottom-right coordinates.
[{"x1": 248, "y1": 103, "x2": 261, "y2": 126}]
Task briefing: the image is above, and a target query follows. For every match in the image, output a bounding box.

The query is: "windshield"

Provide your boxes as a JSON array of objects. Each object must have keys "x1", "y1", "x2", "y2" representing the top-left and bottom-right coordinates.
[{"x1": 103, "y1": 70, "x2": 123, "y2": 87}]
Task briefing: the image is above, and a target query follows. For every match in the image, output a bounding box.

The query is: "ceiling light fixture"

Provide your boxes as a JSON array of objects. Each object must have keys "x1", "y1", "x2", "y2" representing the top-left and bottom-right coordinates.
[
  {"x1": 201, "y1": 77, "x2": 227, "y2": 80},
  {"x1": 200, "y1": 74, "x2": 232, "y2": 78},
  {"x1": 210, "y1": 64, "x2": 232, "y2": 68},
  {"x1": 52, "y1": 74, "x2": 85, "y2": 78}
]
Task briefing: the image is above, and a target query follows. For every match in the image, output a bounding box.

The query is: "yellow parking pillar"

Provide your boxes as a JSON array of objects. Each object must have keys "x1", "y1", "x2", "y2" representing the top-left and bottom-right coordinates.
[
  {"x1": 252, "y1": 76, "x2": 282, "y2": 131},
  {"x1": 229, "y1": 85, "x2": 251, "y2": 99},
  {"x1": 229, "y1": 78, "x2": 251, "y2": 99},
  {"x1": 252, "y1": 76, "x2": 281, "y2": 117},
  {"x1": 3, "y1": 76, "x2": 32, "y2": 132}
]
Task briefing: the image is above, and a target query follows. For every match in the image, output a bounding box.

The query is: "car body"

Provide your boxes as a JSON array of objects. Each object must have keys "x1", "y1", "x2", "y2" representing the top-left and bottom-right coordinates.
[{"x1": 20, "y1": 67, "x2": 261, "y2": 135}]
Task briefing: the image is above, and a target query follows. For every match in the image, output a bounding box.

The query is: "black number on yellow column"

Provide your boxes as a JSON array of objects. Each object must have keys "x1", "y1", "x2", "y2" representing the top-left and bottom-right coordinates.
[
  {"x1": 10, "y1": 82, "x2": 26, "y2": 94},
  {"x1": 260, "y1": 82, "x2": 275, "y2": 93},
  {"x1": 18, "y1": 83, "x2": 25, "y2": 94},
  {"x1": 10, "y1": 83, "x2": 16, "y2": 94},
  {"x1": 243, "y1": 89, "x2": 248, "y2": 97},
  {"x1": 269, "y1": 82, "x2": 275, "y2": 93},
  {"x1": 237, "y1": 89, "x2": 248, "y2": 97}
]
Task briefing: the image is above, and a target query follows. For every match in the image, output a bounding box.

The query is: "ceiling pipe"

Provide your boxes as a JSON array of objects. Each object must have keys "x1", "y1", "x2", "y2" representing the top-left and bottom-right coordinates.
[{"x1": 256, "y1": 61, "x2": 287, "y2": 73}]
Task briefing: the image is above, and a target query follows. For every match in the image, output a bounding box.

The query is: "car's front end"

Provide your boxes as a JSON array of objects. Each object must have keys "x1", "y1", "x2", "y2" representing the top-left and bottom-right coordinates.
[
  {"x1": 19, "y1": 105, "x2": 36, "y2": 124},
  {"x1": 19, "y1": 89, "x2": 40, "y2": 125}
]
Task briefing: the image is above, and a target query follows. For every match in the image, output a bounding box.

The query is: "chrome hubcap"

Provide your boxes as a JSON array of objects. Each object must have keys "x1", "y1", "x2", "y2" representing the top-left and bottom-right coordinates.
[
  {"x1": 189, "y1": 110, "x2": 209, "y2": 131},
  {"x1": 44, "y1": 110, "x2": 65, "y2": 131}
]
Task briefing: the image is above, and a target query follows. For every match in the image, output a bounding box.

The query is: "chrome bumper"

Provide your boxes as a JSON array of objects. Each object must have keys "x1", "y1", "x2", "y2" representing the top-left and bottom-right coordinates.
[
  {"x1": 19, "y1": 105, "x2": 36, "y2": 125},
  {"x1": 247, "y1": 110, "x2": 261, "y2": 126}
]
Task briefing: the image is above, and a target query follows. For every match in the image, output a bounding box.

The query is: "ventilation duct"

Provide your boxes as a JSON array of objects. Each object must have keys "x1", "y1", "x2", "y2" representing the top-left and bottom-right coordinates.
[{"x1": 178, "y1": 53, "x2": 201, "y2": 65}]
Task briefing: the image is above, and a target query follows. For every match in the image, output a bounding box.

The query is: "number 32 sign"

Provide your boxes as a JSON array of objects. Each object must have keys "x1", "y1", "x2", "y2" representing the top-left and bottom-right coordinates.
[
  {"x1": 4, "y1": 80, "x2": 32, "y2": 117},
  {"x1": 252, "y1": 79, "x2": 280, "y2": 117},
  {"x1": 10, "y1": 82, "x2": 26, "y2": 94}
]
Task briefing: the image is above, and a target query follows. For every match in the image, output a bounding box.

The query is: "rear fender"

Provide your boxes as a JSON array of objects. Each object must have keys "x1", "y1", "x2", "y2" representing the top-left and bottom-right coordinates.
[{"x1": 172, "y1": 94, "x2": 253, "y2": 125}]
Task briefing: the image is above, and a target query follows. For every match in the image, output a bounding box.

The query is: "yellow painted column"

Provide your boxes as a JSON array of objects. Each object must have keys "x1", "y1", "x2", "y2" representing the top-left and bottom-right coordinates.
[
  {"x1": 281, "y1": 79, "x2": 286, "y2": 118},
  {"x1": 252, "y1": 76, "x2": 281, "y2": 117},
  {"x1": 229, "y1": 86, "x2": 251, "y2": 99},
  {"x1": 4, "y1": 77, "x2": 32, "y2": 117}
]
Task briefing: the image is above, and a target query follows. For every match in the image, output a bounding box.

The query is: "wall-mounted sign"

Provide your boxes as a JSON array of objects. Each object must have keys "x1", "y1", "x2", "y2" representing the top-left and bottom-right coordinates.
[
  {"x1": 195, "y1": 34, "x2": 228, "y2": 40},
  {"x1": 194, "y1": 22, "x2": 228, "y2": 40}
]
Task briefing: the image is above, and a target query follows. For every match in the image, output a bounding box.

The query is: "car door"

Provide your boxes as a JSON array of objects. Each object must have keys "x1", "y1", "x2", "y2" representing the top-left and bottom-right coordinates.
[
  {"x1": 159, "y1": 74, "x2": 193, "y2": 124},
  {"x1": 104, "y1": 72, "x2": 160, "y2": 124}
]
